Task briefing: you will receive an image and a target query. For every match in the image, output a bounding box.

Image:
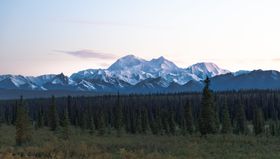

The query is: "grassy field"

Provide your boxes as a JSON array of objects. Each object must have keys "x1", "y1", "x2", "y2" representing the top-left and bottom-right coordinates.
[{"x1": 0, "y1": 125, "x2": 280, "y2": 159}]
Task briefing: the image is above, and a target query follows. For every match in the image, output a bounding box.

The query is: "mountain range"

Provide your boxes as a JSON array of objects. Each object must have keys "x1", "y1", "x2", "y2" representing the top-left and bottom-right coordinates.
[{"x1": 0, "y1": 55, "x2": 279, "y2": 99}]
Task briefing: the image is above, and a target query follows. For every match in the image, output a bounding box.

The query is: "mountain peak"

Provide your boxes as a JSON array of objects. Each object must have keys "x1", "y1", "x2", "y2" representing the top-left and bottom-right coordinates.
[
  {"x1": 117, "y1": 54, "x2": 144, "y2": 62},
  {"x1": 3, "y1": 54, "x2": 280, "y2": 95},
  {"x1": 186, "y1": 62, "x2": 230, "y2": 79},
  {"x1": 149, "y1": 56, "x2": 179, "y2": 72},
  {"x1": 150, "y1": 56, "x2": 175, "y2": 66},
  {"x1": 121, "y1": 54, "x2": 138, "y2": 59},
  {"x1": 57, "y1": 72, "x2": 65, "y2": 76},
  {"x1": 157, "y1": 56, "x2": 166, "y2": 60},
  {"x1": 192, "y1": 62, "x2": 218, "y2": 68},
  {"x1": 108, "y1": 54, "x2": 146, "y2": 71},
  {"x1": 151, "y1": 56, "x2": 168, "y2": 62}
]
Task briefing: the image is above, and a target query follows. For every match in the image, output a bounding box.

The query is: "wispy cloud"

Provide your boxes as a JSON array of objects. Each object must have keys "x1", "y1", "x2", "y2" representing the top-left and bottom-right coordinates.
[{"x1": 55, "y1": 50, "x2": 117, "y2": 59}]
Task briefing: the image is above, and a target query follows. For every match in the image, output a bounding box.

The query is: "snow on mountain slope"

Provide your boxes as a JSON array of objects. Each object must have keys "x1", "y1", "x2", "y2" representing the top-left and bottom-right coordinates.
[
  {"x1": 4, "y1": 54, "x2": 280, "y2": 95},
  {"x1": 186, "y1": 62, "x2": 230, "y2": 80},
  {"x1": 73, "y1": 55, "x2": 182, "y2": 85},
  {"x1": 71, "y1": 68, "x2": 132, "y2": 91},
  {"x1": 0, "y1": 78, "x2": 20, "y2": 89},
  {"x1": 71, "y1": 69, "x2": 113, "y2": 82},
  {"x1": 0, "y1": 74, "x2": 77, "y2": 91},
  {"x1": 0, "y1": 75, "x2": 41, "y2": 90},
  {"x1": 77, "y1": 80, "x2": 96, "y2": 91},
  {"x1": 71, "y1": 56, "x2": 228, "y2": 87},
  {"x1": 135, "y1": 77, "x2": 170, "y2": 88},
  {"x1": 42, "y1": 73, "x2": 78, "y2": 90},
  {"x1": 28, "y1": 74, "x2": 57, "y2": 86},
  {"x1": 144, "y1": 56, "x2": 180, "y2": 74},
  {"x1": 108, "y1": 55, "x2": 146, "y2": 71},
  {"x1": 70, "y1": 69, "x2": 99, "y2": 81},
  {"x1": 108, "y1": 55, "x2": 152, "y2": 85},
  {"x1": 0, "y1": 55, "x2": 233, "y2": 92},
  {"x1": 105, "y1": 55, "x2": 198, "y2": 85}
]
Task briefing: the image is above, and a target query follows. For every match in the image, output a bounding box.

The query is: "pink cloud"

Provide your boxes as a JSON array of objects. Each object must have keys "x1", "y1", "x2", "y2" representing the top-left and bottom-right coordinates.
[{"x1": 55, "y1": 50, "x2": 117, "y2": 59}]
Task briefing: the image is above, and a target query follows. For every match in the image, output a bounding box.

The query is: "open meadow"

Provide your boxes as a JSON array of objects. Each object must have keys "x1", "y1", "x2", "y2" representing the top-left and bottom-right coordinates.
[{"x1": 0, "y1": 125, "x2": 280, "y2": 159}]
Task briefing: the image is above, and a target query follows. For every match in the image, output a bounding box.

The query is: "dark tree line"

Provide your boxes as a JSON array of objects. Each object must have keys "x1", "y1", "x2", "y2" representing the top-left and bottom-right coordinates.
[{"x1": 1, "y1": 79, "x2": 280, "y2": 143}]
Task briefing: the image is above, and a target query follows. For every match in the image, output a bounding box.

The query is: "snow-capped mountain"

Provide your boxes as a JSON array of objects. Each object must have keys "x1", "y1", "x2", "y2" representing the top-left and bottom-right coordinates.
[
  {"x1": 186, "y1": 62, "x2": 230, "y2": 79},
  {"x1": 108, "y1": 55, "x2": 151, "y2": 85},
  {"x1": 4, "y1": 54, "x2": 280, "y2": 98},
  {"x1": 0, "y1": 55, "x2": 234, "y2": 92},
  {"x1": 0, "y1": 75, "x2": 41, "y2": 90},
  {"x1": 108, "y1": 55, "x2": 146, "y2": 72},
  {"x1": 42, "y1": 73, "x2": 77, "y2": 90},
  {"x1": 107, "y1": 55, "x2": 197, "y2": 85}
]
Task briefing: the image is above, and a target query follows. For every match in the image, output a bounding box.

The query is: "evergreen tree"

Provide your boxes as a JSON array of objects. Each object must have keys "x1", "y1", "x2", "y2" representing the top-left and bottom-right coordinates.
[
  {"x1": 67, "y1": 96, "x2": 72, "y2": 124},
  {"x1": 151, "y1": 106, "x2": 162, "y2": 135},
  {"x1": 269, "y1": 120, "x2": 277, "y2": 136},
  {"x1": 199, "y1": 77, "x2": 217, "y2": 136},
  {"x1": 61, "y1": 106, "x2": 71, "y2": 140},
  {"x1": 89, "y1": 117, "x2": 95, "y2": 135},
  {"x1": 221, "y1": 102, "x2": 232, "y2": 134},
  {"x1": 180, "y1": 118, "x2": 187, "y2": 136},
  {"x1": 98, "y1": 110, "x2": 106, "y2": 136},
  {"x1": 214, "y1": 103, "x2": 220, "y2": 132},
  {"x1": 141, "y1": 107, "x2": 149, "y2": 134},
  {"x1": 168, "y1": 109, "x2": 176, "y2": 135},
  {"x1": 156, "y1": 107, "x2": 163, "y2": 135},
  {"x1": 115, "y1": 93, "x2": 123, "y2": 136},
  {"x1": 235, "y1": 104, "x2": 246, "y2": 134},
  {"x1": 135, "y1": 109, "x2": 142, "y2": 133},
  {"x1": 253, "y1": 106, "x2": 265, "y2": 135},
  {"x1": 2, "y1": 88, "x2": 280, "y2": 138},
  {"x1": 37, "y1": 107, "x2": 44, "y2": 129},
  {"x1": 162, "y1": 109, "x2": 170, "y2": 135},
  {"x1": 185, "y1": 102, "x2": 194, "y2": 134},
  {"x1": 48, "y1": 96, "x2": 59, "y2": 131},
  {"x1": 130, "y1": 109, "x2": 137, "y2": 134},
  {"x1": 80, "y1": 111, "x2": 87, "y2": 131},
  {"x1": 124, "y1": 106, "x2": 132, "y2": 133},
  {"x1": 15, "y1": 96, "x2": 32, "y2": 146}
]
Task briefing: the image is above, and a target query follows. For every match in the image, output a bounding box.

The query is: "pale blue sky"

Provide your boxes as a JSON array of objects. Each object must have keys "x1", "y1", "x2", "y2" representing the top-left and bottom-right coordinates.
[{"x1": 1, "y1": 0, "x2": 280, "y2": 75}]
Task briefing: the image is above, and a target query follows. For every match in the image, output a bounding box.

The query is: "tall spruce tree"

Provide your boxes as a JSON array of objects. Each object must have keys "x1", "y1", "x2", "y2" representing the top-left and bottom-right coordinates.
[
  {"x1": 98, "y1": 110, "x2": 106, "y2": 136},
  {"x1": 235, "y1": 104, "x2": 246, "y2": 134},
  {"x1": 269, "y1": 120, "x2": 278, "y2": 136},
  {"x1": 48, "y1": 96, "x2": 59, "y2": 131},
  {"x1": 180, "y1": 117, "x2": 187, "y2": 136},
  {"x1": 135, "y1": 109, "x2": 142, "y2": 133},
  {"x1": 169, "y1": 109, "x2": 176, "y2": 135},
  {"x1": 115, "y1": 93, "x2": 123, "y2": 136},
  {"x1": 253, "y1": 106, "x2": 265, "y2": 135},
  {"x1": 61, "y1": 106, "x2": 70, "y2": 140},
  {"x1": 151, "y1": 109, "x2": 162, "y2": 135},
  {"x1": 162, "y1": 109, "x2": 170, "y2": 135},
  {"x1": 221, "y1": 102, "x2": 232, "y2": 134},
  {"x1": 185, "y1": 102, "x2": 194, "y2": 134},
  {"x1": 199, "y1": 77, "x2": 217, "y2": 136},
  {"x1": 15, "y1": 96, "x2": 32, "y2": 146},
  {"x1": 89, "y1": 117, "x2": 95, "y2": 135},
  {"x1": 141, "y1": 107, "x2": 149, "y2": 134},
  {"x1": 37, "y1": 107, "x2": 44, "y2": 129}
]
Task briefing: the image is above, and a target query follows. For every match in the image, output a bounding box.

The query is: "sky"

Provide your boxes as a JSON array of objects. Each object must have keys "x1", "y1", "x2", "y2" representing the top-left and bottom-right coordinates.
[{"x1": 0, "y1": 0, "x2": 280, "y2": 76}]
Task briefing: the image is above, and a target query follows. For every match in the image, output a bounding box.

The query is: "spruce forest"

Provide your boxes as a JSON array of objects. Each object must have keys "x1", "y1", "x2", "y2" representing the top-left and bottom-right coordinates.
[{"x1": 0, "y1": 79, "x2": 280, "y2": 158}]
